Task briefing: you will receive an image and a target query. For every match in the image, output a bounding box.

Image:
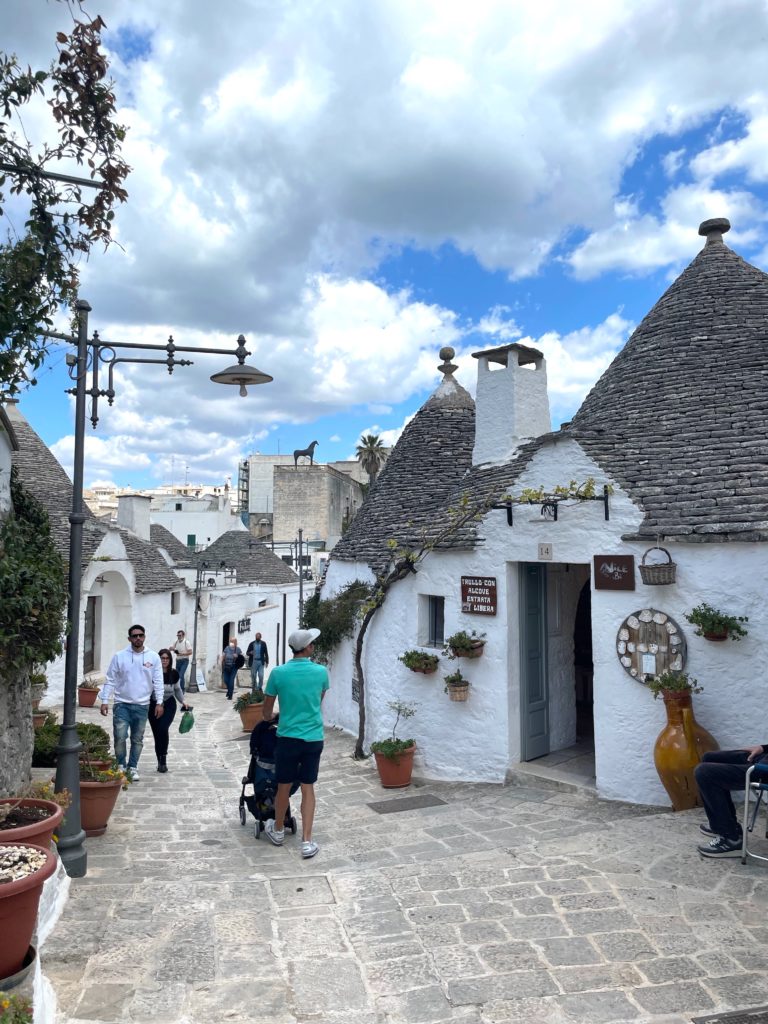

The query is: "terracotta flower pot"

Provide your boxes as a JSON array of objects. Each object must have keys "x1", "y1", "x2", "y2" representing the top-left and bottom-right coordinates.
[
  {"x1": 0, "y1": 799, "x2": 64, "y2": 851},
  {"x1": 703, "y1": 630, "x2": 728, "y2": 642},
  {"x1": 411, "y1": 666, "x2": 437, "y2": 675},
  {"x1": 238, "y1": 702, "x2": 265, "y2": 732},
  {"x1": 0, "y1": 843, "x2": 57, "y2": 980},
  {"x1": 0, "y1": 942, "x2": 36, "y2": 992},
  {"x1": 654, "y1": 691, "x2": 719, "y2": 811},
  {"x1": 451, "y1": 645, "x2": 484, "y2": 659},
  {"x1": 79, "y1": 779, "x2": 123, "y2": 837},
  {"x1": 447, "y1": 684, "x2": 470, "y2": 702},
  {"x1": 32, "y1": 712, "x2": 47, "y2": 729},
  {"x1": 373, "y1": 745, "x2": 415, "y2": 788},
  {"x1": 78, "y1": 688, "x2": 99, "y2": 707}
]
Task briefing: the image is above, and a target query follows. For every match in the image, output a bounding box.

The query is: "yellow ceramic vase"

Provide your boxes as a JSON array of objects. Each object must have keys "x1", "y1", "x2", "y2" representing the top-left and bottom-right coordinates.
[{"x1": 653, "y1": 691, "x2": 718, "y2": 811}]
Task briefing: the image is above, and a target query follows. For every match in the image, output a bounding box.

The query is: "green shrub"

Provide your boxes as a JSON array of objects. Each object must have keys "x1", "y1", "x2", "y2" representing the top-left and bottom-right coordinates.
[
  {"x1": 32, "y1": 719, "x2": 110, "y2": 767},
  {"x1": 301, "y1": 580, "x2": 372, "y2": 664}
]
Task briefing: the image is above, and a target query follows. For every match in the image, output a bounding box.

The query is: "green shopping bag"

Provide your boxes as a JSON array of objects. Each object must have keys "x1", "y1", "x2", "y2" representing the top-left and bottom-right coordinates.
[{"x1": 179, "y1": 709, "x2": 195, "y2": 734}]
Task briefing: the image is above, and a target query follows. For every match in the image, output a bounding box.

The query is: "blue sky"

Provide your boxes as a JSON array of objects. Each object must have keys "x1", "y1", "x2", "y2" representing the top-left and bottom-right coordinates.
[{"x1": 4, "y1": 0, "x2": 768, "y2": 488}]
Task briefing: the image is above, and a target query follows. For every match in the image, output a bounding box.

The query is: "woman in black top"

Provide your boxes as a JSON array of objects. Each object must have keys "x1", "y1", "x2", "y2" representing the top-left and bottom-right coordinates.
[{"x1": 150, "y1": 648, "x2": 191, "y2": 773}]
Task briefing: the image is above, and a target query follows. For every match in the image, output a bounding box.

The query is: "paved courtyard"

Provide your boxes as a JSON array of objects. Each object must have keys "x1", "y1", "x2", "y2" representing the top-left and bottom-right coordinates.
[{"x1": 44, "y1": 691, "x2": 768, "y2": 1024}]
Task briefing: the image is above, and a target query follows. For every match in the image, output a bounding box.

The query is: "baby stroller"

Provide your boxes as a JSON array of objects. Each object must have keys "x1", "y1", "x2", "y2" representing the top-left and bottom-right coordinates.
[{"x1": 238, "y1": 716, "x2": 298, "y2": 839}]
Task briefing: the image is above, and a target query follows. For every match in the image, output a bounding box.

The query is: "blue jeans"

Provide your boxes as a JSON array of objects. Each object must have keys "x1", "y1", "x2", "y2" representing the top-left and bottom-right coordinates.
[
  {"x1": 222, "y1": 663, "x2": 238, "y2": 698},
  {"x1": 250, "y1": 661, "x2": 264, "y2": 690},
  {"x1": 175, "y1": 658, "x2": 189, "y2": 691},
  {"x1": 113, "y1": 702, "x2": 150, "y2": 769}
]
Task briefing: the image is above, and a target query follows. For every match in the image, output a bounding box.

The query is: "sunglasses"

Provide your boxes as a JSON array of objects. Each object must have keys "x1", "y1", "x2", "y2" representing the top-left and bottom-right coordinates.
[{"x1": 130, "y1": 632, "x2": 145, "y2": 639}]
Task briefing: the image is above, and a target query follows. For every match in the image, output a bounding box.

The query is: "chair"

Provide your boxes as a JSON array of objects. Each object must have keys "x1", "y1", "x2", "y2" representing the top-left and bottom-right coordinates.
[{"x1": 741, "y1": 763, "x2": 768, "y2": 864}]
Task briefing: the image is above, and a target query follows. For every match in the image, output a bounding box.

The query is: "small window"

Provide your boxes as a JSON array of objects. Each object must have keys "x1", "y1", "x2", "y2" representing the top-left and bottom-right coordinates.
[
  {"x1": 420, "y1": 595, "x2": 444, "y2": 646},
  {"x1": 171, "y1": 591, "x2": 180, "y2": 614},
  {"x1": 186, "y1": 534, "x2": 196, "y2": 547},
  {"x1": 175, "y1": 503, "x2": 182, "y2": 511}
]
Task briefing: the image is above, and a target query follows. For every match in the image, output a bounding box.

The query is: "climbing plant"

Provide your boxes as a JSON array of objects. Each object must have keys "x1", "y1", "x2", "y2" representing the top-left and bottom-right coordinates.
[
  {"x1": 0, "y1": 469, "x2": 67, "y2": 673},
  {"x1": 301, "y1": 579, "x2": 372, "y2": 665}
]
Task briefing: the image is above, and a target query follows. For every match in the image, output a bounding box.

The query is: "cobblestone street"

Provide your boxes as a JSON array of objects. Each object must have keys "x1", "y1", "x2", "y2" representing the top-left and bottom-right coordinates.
[{"x1": 44, "y1": 692, "x2": 768, "y2": 1024}]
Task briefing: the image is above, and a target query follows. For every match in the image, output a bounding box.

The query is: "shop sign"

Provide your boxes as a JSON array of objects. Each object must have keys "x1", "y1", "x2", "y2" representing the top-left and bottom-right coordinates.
[
  {"x1": 593, "y1": 554, "x2": 635, "y2": 591},
  {"x1": 461, "y1": 576, "x2": 497, "y2": 615}
]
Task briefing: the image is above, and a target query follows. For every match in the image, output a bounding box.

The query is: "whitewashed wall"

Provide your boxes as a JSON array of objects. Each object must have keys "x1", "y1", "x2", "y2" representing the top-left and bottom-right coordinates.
[
  {"x1": 327, "y1": 437, "x2": 768, "y2": 806},
  {"x1": 151, "y1": 504, "x2": 246, "y2": 549}
]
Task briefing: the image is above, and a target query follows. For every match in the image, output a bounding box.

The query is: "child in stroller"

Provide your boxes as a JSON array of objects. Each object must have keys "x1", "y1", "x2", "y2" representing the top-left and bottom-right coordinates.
[{"x1": 239, "y1": 714, "x2": 298, "y2": 838}]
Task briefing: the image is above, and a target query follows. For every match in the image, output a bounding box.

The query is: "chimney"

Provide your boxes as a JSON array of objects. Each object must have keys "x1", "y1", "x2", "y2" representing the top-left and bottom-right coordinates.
[
  {"x1": 117, "y1": 493, "x2": 151, "y2": 541},
  {"x1": 471, "y1": 343, "x2": 551, "y2": 466}
]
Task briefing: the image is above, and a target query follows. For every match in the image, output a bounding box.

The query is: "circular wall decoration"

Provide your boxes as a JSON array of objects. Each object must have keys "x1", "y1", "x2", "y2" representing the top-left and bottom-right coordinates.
[{"x1": 616, "y1": 608, "x2": 686, "y2": 681}]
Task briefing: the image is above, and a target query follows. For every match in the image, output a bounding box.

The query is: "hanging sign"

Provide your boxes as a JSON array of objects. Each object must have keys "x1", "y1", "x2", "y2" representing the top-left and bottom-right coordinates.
[
  {"x1": 461, "y1": 576, "x2": 497, "y2": 615},
  {"x1": 593, "y1": 555, "x2": 635, "y2": 591}
]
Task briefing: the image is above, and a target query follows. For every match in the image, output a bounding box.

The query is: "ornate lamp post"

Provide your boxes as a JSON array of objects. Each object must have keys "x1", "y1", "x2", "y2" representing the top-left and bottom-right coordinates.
[{"x1": 49, "y1": 301, "x2": 272, "y2": 877}]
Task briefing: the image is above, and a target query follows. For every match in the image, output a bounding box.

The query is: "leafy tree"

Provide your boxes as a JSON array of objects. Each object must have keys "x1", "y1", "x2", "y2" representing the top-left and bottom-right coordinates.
[
  {"x1": 0, "y1": 2, "x2": 129, "y2": 397},
  {"x1": 355, "y1": 434, "x2": 385, "y2": 487}
]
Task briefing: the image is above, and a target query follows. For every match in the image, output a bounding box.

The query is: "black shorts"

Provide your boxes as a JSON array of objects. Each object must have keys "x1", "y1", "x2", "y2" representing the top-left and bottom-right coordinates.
[{"x1": 274, "y1": 736, "x2": 324, "y2": 785}]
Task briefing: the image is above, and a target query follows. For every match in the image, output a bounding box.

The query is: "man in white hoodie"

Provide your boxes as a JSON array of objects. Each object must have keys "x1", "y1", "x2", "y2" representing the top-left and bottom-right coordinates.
[{"x1": 98, "y1": 625, "x2": 164, "y2": 781}]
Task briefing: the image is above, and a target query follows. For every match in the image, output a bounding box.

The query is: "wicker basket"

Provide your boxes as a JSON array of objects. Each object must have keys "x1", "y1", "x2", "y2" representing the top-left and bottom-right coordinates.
[
  {"x1": 639, "y1": 547, "x2": 677, "y2": 585},
  {"x1": 447, "y1": 684, "x2": 469, "y2": 702}
]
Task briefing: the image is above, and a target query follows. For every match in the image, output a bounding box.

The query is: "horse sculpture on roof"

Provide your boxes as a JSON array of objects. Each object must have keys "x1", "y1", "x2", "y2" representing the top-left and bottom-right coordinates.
[{"x1": 294, "y1": 440, "x2": 319, "y2": 468}]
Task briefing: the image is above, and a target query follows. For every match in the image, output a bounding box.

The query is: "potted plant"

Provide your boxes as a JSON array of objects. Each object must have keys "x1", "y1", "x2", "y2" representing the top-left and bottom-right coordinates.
[
  {"x1": 444, "y1": 630, "x2": 486, "y2": 659},
  {"x1": 0, "y1": 991, "x2": 32, "y2": 1023},
  {"x1": 370, "y1": 701, "x2": 417, "y2": 788},
  {"x1": 78, "y1": 760, "x2": 129, "y2": 837},
  {"x1": 444, "y1": 668, "x2": 470, "y2": 702},
  {"x1": 77, "y1": 678, "x2": 101, "y2": 707},
  {"x1": 398, "y1": 650, "x2": 439, "y2": 674},
  {"x1": 32, "y1": 708, "x2": 54, "y2": 731},
  {"x1": 29, "y1": 670, "x2": 47, "y2": 712},
  {"x1": 0, "y1": 843, "x2": 58, "y2": 983},
  {"x1": 32, "y1": 720, "x2": 111, "y2": 769},
  {"x1": 234, "y1": 690, "x2": 265, "y2": 732},
  {"x1": 684, "y1": 603, "x2": 748, "y2": 642},
  {"x1": 0, "y1": 793, "x2": 64, "y2": 851},
  {"x1": 647, "y1": 671, "x2": 718, "y2": 812}
]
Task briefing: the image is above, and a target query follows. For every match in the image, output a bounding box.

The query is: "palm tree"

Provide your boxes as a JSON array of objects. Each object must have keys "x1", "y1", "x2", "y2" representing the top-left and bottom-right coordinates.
[{"x1": 355, "y1": 434, "x2": 386, "y2": 486}]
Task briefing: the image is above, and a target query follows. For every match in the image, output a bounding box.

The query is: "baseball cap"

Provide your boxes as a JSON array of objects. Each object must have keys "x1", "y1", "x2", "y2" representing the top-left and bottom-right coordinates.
[{"x1": 288, "y1": 628, "x2": 321, "y2": 653}]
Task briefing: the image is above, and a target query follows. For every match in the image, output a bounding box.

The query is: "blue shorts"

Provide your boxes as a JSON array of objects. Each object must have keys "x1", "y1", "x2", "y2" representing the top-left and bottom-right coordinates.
[{"x1": 275, "y1": 736, "x2": 324, "y2": 785}]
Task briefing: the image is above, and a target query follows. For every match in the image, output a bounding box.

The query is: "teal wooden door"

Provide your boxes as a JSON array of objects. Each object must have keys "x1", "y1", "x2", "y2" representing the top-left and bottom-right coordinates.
[{"x1": 520, "y1": 563, "x2": 549, "y2": 760}]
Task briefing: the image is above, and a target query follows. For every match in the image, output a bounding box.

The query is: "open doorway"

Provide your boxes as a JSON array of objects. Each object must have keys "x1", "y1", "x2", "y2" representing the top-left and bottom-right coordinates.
[{"x1": 573, "y1": 580, "x2": 594, "y2": 741}]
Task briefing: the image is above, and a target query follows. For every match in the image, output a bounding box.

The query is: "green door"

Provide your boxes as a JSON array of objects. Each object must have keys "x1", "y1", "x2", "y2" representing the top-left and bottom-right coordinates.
[{"x1": 519, "y1": 563, "x2": 549, "y2": 760}]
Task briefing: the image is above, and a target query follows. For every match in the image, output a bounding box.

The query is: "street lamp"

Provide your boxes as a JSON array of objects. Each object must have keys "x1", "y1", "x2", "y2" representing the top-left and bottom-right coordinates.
[
  {"x1": 51, "y1": 301, "x2": 272, "y2": 877},
  {"x1": 186, "y1": 560, "x2": 227, "y2": 695}
]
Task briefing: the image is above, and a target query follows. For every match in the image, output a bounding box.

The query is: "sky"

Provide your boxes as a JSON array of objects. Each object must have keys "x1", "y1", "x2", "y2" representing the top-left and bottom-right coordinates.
[{"x1": 3, "y1": 0, "x2": 768, "y2": 490}]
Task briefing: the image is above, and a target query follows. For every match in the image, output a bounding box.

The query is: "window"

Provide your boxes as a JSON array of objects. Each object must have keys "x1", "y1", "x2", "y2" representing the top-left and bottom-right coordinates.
[
  {"x1": 186, "y1": 534, "x2": 196, "y2": 547},
  {"x1": 175, "y1": 503, "x2": 182, "y2": 511},
  {"x1": 83, "y1": 596, "x2": 97, "y2": 673},
  {"x1": 171, "y1": 591, "x2": 180, "y2": 614},
  {"x1": 420, "y1": 595, "x2": 444, "y2": 646}
]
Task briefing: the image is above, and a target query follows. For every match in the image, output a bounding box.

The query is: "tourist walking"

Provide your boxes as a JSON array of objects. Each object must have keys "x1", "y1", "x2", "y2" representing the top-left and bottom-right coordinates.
[
  {"x1": 219, "y1": 637, "x2": 244, "y2": 700},
  {"x1": 98, "y1": 625, "x2": 163, "y2": 781},
  {"x1": 246, "y1": 632, "x2": 269, "y2": 691},
  {"x1": 169, "y1": 629, "x2": 193, "y2": 691},
  {"x1": 150, "y1": 649, "x2": 192, "y2": 773},
  {"x1": 262, "y1": 628, "x2": 329, "y2": 859}
]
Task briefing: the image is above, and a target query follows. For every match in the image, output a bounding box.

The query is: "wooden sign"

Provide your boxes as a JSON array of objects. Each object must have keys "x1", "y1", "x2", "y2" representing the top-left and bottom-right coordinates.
[
  {"x1": 593, "y1": 554, "x2": 635, "y2": 591},
  {"x1": 461, "y1": 576, "x2": 497, "y2": 615}
]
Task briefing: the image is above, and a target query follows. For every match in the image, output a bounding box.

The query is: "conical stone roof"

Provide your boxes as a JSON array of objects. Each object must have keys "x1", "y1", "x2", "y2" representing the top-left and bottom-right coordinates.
[
  {"x1": 332, "y1": 348, "x2": 476, "y2": 572},
  {"x1": 567, "y1": 218, "x2": 768, "y2": 541}
]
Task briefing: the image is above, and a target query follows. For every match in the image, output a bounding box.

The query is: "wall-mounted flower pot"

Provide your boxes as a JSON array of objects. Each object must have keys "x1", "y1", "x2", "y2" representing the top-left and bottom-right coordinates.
[
  {"x1": 447, "y1": 684, "x2": 470, "y2": 702},
  {"x1": 451, "y1": 645, "x2": 484, "y2": 660},
  {"x1": 373, "y1": 745, "x2": 415, "y2": 788},
  {"x1": 78, "y1": 688, "x2": 99, "y2": 708},
  {"x1": 410, "y1": 666, "x2": 437, "y2": 675},
  {"x1": 0, "y1": 843, "x2": 57, "y2": 980},
  {"x1": 703, "y1": 630, "x2": 728, "y2": 642},
  {"x1": 0, "y1": 799, "x2": 64, "y2": 851}
]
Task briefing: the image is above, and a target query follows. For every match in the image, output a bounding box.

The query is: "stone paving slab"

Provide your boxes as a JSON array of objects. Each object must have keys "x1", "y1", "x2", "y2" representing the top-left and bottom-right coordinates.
[{"x1": 44, "y1": 692, "x2": 768, "y2": 1023}]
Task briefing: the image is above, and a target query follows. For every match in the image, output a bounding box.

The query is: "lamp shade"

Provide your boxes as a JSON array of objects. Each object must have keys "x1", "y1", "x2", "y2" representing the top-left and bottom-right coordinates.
[{"x1": 210, "y1": 363, "x2": 273, "y2": 396}]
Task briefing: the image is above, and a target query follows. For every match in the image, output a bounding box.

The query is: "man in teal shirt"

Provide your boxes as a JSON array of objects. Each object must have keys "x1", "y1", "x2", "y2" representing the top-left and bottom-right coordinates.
[{"x1": 263, "y1": 627, "x2": 329, "y2": 859}]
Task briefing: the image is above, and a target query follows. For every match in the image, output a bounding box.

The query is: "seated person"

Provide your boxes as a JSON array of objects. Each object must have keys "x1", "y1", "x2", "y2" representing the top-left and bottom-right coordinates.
[{"x1": 695, "y1": 745, "x2": 768, "y2": 858}]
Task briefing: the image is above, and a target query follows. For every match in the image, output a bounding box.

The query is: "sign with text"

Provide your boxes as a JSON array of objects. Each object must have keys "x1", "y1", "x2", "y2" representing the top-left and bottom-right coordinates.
[
  {"x1": 461, "y1": 576, "x2": 497, "y2": 615},
  {"x1": 593, "y1": 554, "x2": 635, "y2": 591}
]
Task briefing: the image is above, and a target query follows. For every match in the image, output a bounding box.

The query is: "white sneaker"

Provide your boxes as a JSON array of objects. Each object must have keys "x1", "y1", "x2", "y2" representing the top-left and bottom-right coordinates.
[
  {"x1": 265, "y1": 819, "x2": 284, "y2": 846},
  {"x1": 301, "y1": 840, "x2": 319, "y2": 859},
  {"x1": 127, "y1": 767, "x2": 139, "y2": 782}
]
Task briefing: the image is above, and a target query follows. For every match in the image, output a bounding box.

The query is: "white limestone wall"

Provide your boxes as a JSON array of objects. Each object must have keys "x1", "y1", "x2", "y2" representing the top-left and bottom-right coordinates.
[
  {"x1": 150, "y1": 506, "x2": 246, "y2": 549},
  {"x1": 325, "y1": 437, "x2": 768, "y2": 806}
]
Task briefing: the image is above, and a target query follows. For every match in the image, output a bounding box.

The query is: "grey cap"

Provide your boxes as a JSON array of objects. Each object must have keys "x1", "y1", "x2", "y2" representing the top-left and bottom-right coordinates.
[{"x1": 288, "y1": 628, "x2": 321, "y2": 653}]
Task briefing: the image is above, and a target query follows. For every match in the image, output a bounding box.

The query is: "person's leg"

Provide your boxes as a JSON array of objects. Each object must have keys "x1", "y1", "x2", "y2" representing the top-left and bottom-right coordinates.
[
  {"x1": 113, "y1": 703, "x2": 129, "y2": 769},
  {"x1": 695, "y1": 750, "x2": 751, "y2": 839},
  {"x1": 127, "y1": 704, "x2": 149, "y2": 770},
  {"x1": 250, "y1": 661, "x2": 259, "y2": 692},
  {"x1": 299, "y1": 784, "x2": 316, "y2": 841},
  {"x1": 224, "y1": 665, "x2": 236, "y2": 698},
  {"x1": 176, "y1": 659, "x2": 188, "y2": 692},
  {"x1": 273, "y1": 783, "x2": 292, "y2": 831},
  {"x1": 267, "y1": 738, "x2": 299, "y2": 845},
  {"x1": 256, "y1": 662, "x2": 264, "y2": 689}
]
